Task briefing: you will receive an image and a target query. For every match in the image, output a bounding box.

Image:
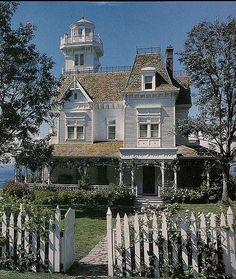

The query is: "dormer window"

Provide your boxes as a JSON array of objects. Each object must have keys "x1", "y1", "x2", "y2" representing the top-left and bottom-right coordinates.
[
  {"x1": 144, "y1": 76, "x2": 153, "y2": 89},
  {"x1": 141, "y1": 67, "x2": 156, "y2": 91},
  {"x1": 74, "y1": 54, "x2": 79, "y2": 66}
]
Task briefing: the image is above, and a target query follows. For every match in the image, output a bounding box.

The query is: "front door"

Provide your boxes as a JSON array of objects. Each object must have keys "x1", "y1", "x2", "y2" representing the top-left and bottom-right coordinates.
[{"x1": 143, "y1": 166, "x2": 155, "y2": 194}]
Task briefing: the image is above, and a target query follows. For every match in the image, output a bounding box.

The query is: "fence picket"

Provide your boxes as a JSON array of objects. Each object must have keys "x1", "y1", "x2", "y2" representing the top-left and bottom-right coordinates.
[
  {"x1": 24, "y1": 214, "x2": 30, "y2": 254},
  {"x1": 190, "y1": 212, "x2": 198, "y2": 275},
  {"x1": 107, "y1": 207, "x2": 113, "y2": 277},
  {"x1": 1, "y1": 213, "x2": 7, "y2": 255},
  {"x1": 172, "y1": 218, "x2": 178, "y2": 265},
  {"x1": 227, "y1": 207, "x2": 236, "y2": 276},
  {"x1": 16, "y1": 209, "x2": 23, "y2": 261},
  {"x1": 200, "y1": 213, "x2": 207, "y2": 264},
  {"x1": 48, "y1": 218, "x2": 55, "y2": 273},
  {"x1": 180, "y1": 216, "x2": 188, "y2": 270},
  {"x1": 152, "y1": 213, "x2": 160, "y2": 278},
  {"x1": 9, "y1": 213, "x2": 14, "y2": 257},
  {"x1": 220, "y1": 212, "x2": 231, "y2": 275},
  {"x1": 32, "y1": 228, "x2": 38, "y2": 272},
  {"x1": 134, "y1": 213, "x2": 140, "y2": 274},
  {"x1": 116, "y1": 213, "x2": 123, "y2": 275},
  {"x1": 162, "y1": 213, "x2": 168, "y2": 266},
  {"x1": 143, "y1": 214, "x2": 149, "y2": 268},
  {"x1": 54, "y1": 206, "x2": 61, "y2": 272},
  {"x1": 124, "y1": 213, "x2": 131, "y2": 276},
  {"x1": 40, "y1": 218, "x2": 46, "y2": 268}
]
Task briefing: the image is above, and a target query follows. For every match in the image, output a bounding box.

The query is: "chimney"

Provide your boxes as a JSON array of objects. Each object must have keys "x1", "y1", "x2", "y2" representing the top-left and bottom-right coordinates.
[{"x1": 166, "y1": 45, "x2": 173, "y2": 77}]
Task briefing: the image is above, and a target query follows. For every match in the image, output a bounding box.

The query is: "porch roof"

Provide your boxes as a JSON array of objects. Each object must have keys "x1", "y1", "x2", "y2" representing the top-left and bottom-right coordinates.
[
  {"x1": 177, "y1": 145, "x2": 215, "y2": 158},
  {"x1": 52, "y1": 141, "x2": 123, "y2": 158}
]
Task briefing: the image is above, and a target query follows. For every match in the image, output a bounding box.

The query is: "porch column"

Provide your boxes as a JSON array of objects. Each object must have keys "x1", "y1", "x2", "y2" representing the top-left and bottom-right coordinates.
[
  {"x1": 174, "y1": 167, "x2": 177, "y2": 191},
  {"x1": 119, "y1": 161, "x2": 123, "y2": 186},
  {"x1": 161, "y1": 161, "x2": 165, "y2": 188},
  {"x1": 24, "y1": 167, "x2": 28, "y2": 183},
  {"x1": 83, "y1": 160, "x2": 88, "y2": 175},
  {"x1": 47, "y1": 166, "x2": 51, "y2": 185},
  {"x1": 14, "y1": 164, "x2": 17, "y2": 183},
  {"x1": 131, "y1": 167, "x2": 135, "y2": 195}
]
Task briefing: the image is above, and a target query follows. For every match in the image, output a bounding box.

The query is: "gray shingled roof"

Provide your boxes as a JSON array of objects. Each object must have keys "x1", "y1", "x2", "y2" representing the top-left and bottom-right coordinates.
[
  {"x1": 124, "y1": 53, "x2": 177, "y2": 92},
  {"x1": 59, "y1": 71, "x2": 129, "y2": 102}
]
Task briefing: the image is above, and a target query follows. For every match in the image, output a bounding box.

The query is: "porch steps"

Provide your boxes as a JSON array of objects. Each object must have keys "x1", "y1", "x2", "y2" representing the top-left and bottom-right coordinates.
[{"x1": 134, "y1": 195, "x2": 163, "y2": 208}]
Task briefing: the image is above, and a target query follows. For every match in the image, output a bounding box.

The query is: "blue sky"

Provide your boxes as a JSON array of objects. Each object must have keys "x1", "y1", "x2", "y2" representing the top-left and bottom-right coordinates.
[{"x1": 11, "y1": 1, "x2": 236, "y2": 135}]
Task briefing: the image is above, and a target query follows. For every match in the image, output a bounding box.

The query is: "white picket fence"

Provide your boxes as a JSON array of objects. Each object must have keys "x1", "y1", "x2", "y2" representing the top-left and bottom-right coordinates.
[
  {"x1": 0, "y1": 204, "x2": 75, "y2": 273},
  {"x1": 107, "y1": 206, "x2": 236, "y2": 277}
]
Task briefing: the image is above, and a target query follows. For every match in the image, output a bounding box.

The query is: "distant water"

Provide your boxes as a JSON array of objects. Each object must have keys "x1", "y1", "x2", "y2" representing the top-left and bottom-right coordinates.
[{"x1": 0, "y1": 165, "x2": 14, "y2": 188}]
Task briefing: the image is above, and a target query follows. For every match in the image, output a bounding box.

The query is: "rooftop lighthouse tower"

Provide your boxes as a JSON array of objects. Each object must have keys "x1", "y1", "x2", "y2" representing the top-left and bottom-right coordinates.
[{"x1": 60, "y1": 18, "x2": 103, "y2": 73}]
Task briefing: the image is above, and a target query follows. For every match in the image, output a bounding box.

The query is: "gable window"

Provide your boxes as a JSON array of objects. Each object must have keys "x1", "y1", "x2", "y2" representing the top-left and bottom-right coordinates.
[
  {"x1": 66, "y1": 118, "x2": 85, "y2": 140},
  {"x1": 74, "y1": 54, "x2": 79, "y2": 66},
  {"x1": 107, "y1": 120, "x2": 116, "y2": 140},
  {"x1": 138, "y1": 117, "x2": 160, "y2": 138},
  {"x1": 74, "y1": 93, "x2": 77, "y2": 100},
  {"x1": 80, "y1": 54, "x2": 84, "y2": 65},
  {"x1": 144, "y1": 76, "x2": 153, "y2": 89}
]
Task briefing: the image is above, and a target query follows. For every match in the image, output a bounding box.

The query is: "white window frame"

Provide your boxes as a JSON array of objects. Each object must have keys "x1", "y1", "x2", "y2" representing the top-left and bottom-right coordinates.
[
  {"x1": 66, "y1": 117, "x2": 85, "y2": 140},
  {"x1": 137, "y1": 115, "x2": 160, "y2": 139},
  {"x1": 141, "y1": 67, "x2": 156, "y2": 91},
  {"x1": 107, "y1": 120, "x2": 116, "y2": 140}
]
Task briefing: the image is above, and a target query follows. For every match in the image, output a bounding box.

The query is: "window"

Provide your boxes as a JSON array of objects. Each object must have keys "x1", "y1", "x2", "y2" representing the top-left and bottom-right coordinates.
[
  {"x1": 85, "y1": 28, "x2": 91, "y2": 34},
  {"x1": 78, "y1": 29, "x2": 82, "y2": 37},
  {"x1": 80, "y1": 54, "x2": 84, "y2": 65},
  {"x1": 67, "y1": 127, "x2": 75, "y2": 139},
  {"x1": 74, "y1": 93, "x2": 77, "y2": 100},
  {"x1": 144, "y1": 76, "x2": 153, "y2": 89},
  {"x1": 138, "y1": 117, "x2": 160, "y2": 138},
  {"x1": 76, "y1": 126, "x2": 84, "y2": 139},
  {"x1": 66, "y1": 118, "x2": 85, "y2": 140},
  {"x1": 74, "y1": 54, "x2": 79, "y2": 66},
  {"x1": 107, "y1": 120, "x2": 116, "y2": 140},
  {"x1": 140, "y1": 124, "x2": 148, "y2": 138}
]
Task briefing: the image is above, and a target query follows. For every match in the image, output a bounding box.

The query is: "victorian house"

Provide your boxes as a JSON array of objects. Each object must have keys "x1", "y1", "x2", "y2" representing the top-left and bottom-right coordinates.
[{"x1": 46, "y1": 18, "x2": 212, "y2": 203}]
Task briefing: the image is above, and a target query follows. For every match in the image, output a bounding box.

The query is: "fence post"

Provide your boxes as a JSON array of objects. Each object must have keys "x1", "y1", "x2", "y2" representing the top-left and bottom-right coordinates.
[
  {"x1": 180, "y1": 216, "x2": 188, "y2": 270},
  {"x1": 162, "y1": 213, "x2": 168, "y2": 265},
  {"x1": 227, "y1": 206, "x2": 236, "y2": 276},
  {"x1": 107, "y1": 207, "x2": 114, "y2": 277},
  {"x1": 200, "y1": 213, "x2": 207, "y2": 264}
]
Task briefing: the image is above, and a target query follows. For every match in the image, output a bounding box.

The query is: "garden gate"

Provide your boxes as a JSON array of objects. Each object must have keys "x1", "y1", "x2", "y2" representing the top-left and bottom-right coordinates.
[
  {"x1": 107, "y1": 206, "x2": 236, "y2": 278},
  {"x1": 0, "y1": 204, "x2": 75, "y2": 273}
]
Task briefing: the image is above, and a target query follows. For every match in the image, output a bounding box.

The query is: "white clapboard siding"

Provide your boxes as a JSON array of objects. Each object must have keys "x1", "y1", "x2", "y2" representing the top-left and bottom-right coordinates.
[{"x1": 108, "y1": 207, "x2": 236, "y2": 278}]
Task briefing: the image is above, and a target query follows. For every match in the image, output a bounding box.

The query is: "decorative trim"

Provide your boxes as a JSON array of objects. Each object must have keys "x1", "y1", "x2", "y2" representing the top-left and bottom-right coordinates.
[{"x1": 120, "y1": 148, "x2": 177, "y2": 160}]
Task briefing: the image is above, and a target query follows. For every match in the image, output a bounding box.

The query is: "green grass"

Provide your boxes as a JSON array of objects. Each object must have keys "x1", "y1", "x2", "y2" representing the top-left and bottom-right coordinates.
[{"x1": 75, "y1": 217, "x2": 107, "y2": 260}]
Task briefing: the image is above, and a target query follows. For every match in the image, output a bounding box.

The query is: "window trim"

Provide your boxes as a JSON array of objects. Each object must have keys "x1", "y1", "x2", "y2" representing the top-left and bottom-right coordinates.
[
  {"x1": 137, "y1": 115, "x2": 160, "y2": 139},
  {"x1": 65, "y1": 117, "x2": 85, "y2": 141}
]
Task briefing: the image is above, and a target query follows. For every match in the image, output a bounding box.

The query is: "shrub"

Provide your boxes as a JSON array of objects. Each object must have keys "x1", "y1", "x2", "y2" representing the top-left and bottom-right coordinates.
[
  {"x1": 228, "y1": 176, "x2": 236, "y2": 201},
  {"x1": 161, "y1": 181, "x2": 222, "y2": 204},
  {"x1": 33, "y1": 186, "x2": 135, "y2": 206},
  {"x1": 3, "y1": 180, "x2": 32, "y2": 199}
]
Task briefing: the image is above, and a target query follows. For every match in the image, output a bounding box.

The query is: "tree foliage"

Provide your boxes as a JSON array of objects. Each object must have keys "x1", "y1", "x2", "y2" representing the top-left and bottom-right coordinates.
[
  {"x1": 177, "y1": 17, "x2": 236, "y2": 201},
  {"x1": 0, "y1": 2, "x2": 59, "y2": 164}
]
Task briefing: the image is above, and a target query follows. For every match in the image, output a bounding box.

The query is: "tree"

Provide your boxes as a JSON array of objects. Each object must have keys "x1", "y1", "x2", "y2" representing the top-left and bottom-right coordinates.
[
  {"x1": 177, "y1": 17, "x2": 236, "y2": 201},
  {"x1": 0, "y1": 2, "x2": 59, "y2": 164}
]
